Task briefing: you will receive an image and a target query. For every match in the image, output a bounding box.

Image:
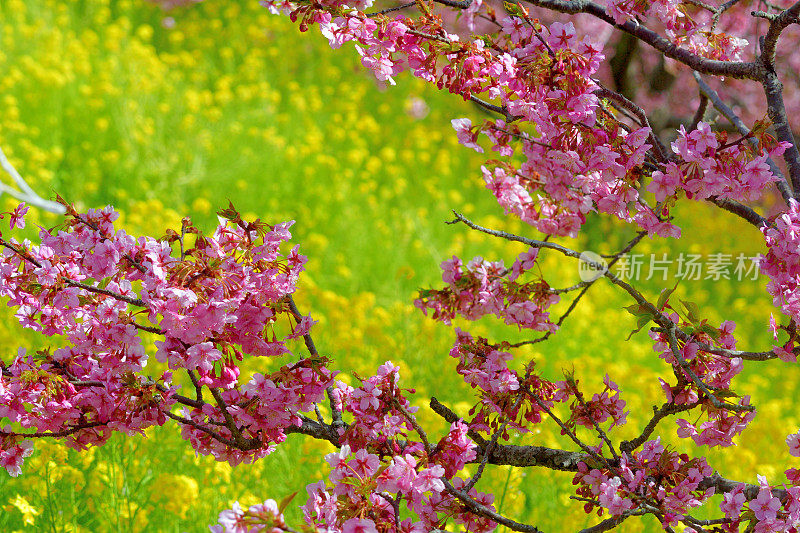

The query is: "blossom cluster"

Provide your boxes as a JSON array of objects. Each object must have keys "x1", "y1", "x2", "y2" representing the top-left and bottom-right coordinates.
[
  {"x1": 447, "y1": 329, "x2": 562, "y2": 433},
  {"x1": 648, "y1": 122, "x2": 791, "y2": 204},
  {"x1": 265, "y1": 0, "x2": 668, "y2": 238},
  {"x1": 555, "y1": 374, "x2": 629, "y2": 431},
  {"x1": 209, "y1": 499, "x2": 288, "y2": 533},
  {"x1": 414, "y1": 248, "x2": 559, "y2": 331},
  {"x1": 264, "y1": 0, "x2": 790, "y2": 250},
  {"x1": 604, "y1": 0, "x2": 747, "y2": 61},
  {"x1": 574, "y1": 438, "x2": 715, "y2": 526},
  {"x1": 648, "y1": 308, "x2": 754, "y2": 448},
  {"x1": 718, "y1": 475, "x2": 800, "y2": 532},
  {"x1": 0, "y1": 202, "x2": 333, "y2": 473},
  {"x1": 761, "y1": 200, "x2": 800, "y2": 334},
  {"x1": 213, "y1": 362, "x2": 495, "y2": 533}
]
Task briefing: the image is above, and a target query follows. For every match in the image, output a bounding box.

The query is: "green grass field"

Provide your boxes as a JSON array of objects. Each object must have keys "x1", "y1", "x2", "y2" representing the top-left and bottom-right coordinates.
[{"x1": 0, "y1": 0, "x2": 793, "y2": 531}]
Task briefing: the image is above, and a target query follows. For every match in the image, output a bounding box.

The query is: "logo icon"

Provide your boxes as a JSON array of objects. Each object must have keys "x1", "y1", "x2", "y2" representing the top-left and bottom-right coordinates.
[{"x1": 578, "y1": 251, "x2": 608, "y2": 282}]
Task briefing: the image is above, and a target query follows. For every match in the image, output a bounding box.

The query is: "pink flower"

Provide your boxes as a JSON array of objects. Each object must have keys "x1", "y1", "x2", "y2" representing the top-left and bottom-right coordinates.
[
  {"x1": 451, "y1": 118, "x2": 483, "y2": 153},
  {"x1": 213, "y1": 501, "x2": 247, "y2": 533},
  {"x1": 547, "y1": 21, "x2": 576, "y2": 49},
  {"x1": 342, "y1": 518, "x2": 378, "y2": 533},
  {"x1": 751, "y1": 486, "x2": 781, "y2": 522},
  {"x1": 774, "y1": 342, "x2": 796, "y2": 363},
  {"x1": 787, "y1": 431, "x2": 800, "y2": 457},
  {"x1": 720, "y1": 484, "x2": 746, "y2": 518},
  {"x1": 598, "y1": 477, "x2": 635, "y2": 515},
  {"x1": 8, "y1": 203, "x2": 28, "y2": 230},
  {"x1": 0, "y1": 439, "x2": 33, "y2": 477},
  {"x1": 770, "y1": 314, "x2": 780, "y2": 340}
]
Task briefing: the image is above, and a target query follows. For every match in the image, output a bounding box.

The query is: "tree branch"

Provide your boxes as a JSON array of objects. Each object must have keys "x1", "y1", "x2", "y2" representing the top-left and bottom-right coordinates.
[
  {"x1": 762, "y1": 70, "x2": 800, "y2": 193},
  {"x1": 448, "y1": 211, "x2": 778, "y2": 362},
  {"x1": 521, "y1": 0, "x2": 763, "y2": 79},
  {"x1": 760, "y1": 0, "x2": 800, "y2": 70},
  {"x1": 693, "y1": 71, "x2": 793, "y2": 203}
]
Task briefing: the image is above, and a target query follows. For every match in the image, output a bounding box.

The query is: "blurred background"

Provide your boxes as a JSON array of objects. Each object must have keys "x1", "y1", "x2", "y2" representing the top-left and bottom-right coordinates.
[{"x1": 0, "y1": 0, "x2": 789, "y2": 531}]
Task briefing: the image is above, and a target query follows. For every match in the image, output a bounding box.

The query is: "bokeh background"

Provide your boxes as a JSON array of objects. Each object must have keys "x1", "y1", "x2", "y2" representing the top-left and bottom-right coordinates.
[{"x1": 0, "y1": 0, "x2": 792, "y2": 531}]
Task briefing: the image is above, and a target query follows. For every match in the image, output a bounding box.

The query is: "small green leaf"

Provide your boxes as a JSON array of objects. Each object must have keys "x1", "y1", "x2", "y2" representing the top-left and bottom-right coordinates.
[
  {"x1": 626, "y1": 314, "x2": 653, "y2": 340},
  {"x1": 417, "y1": 288, "x2": 436, "y2": 299},
  {"x1": 657, "y1": 282, "x2": 679, "y2": 310},
  {"x1": 624, "y1": 303, "x2": 656, "y2": 317},
  {"x1": 278, "y1": 492, "x2": 298, "y2": 514},
  {"x1": 216, "y1": 200, "x2": 241, "y2": 222},
  {"x1": 698, "y1": 323, "x2": 721, "y2": 340},
  {"x1": 680, "y1": 299, "x2": 701, "y2": 322}
]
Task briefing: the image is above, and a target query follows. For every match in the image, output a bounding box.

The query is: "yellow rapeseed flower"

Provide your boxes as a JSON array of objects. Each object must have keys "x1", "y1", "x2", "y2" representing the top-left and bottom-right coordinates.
[{"x1": 5, "y1": 495, "x2": 41, "y2": 526}]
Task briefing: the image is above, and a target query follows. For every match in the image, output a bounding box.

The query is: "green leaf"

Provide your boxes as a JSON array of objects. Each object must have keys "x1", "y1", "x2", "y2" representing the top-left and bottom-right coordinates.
[
  {"x1": 680, "y1": 299, "x2": 701, "y2": 323},
  {"x1": 624, "y1": 303, "x2": 657, "y2": 318},
  {"x1": 656, "y1": 282, "x2": 679, "y2": 310},
  {"x1": 216, "y1": 200, "x2": 240, "y2": 222},
  {"x1": 626, "y1": 314, "x2": 652, "y2": 340},
  {"x1": 417, "y1": 288, "x2": 436, "y2": 299},
  {"x1": 698, "y1": 323, "x2": 721, "y2": 340}
]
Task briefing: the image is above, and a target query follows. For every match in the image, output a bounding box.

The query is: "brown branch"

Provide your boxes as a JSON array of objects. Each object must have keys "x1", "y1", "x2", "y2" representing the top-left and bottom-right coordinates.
[
  {"x1": 594, "y1": 84, "x2": 670, "y2": 163},
  {"x1": 1, "y1": 421, "x2": 106, "y2": 438},
  {"x1": 366, "y1": 0, "x2": 415, "y2": 16},
  {"x1": 470, "y1": 95, "x2": 514, "y2": 122},
  {"x1": 449, "y1": 211, "x2": 778, "y2": 361},
  {"x1": 285, "y1": 295, "x2": 343, "y2": 429},
  {"x1": 620, "y1": 400, "x2": 699, "y2": 453},
  {"x1": 208, "y1": 386, "x2": 246, "y2": 446},
  {"x1": 0, "y1": 239, "x2": 149, "y2": 308},
  {"x1": 284, "y1": 415, "x2": 343, "y2": 446},
  {"x1": 763, "y1": 70, "x2": 800, "y2": 193},
  {"x1": 520, "y1": 0, "x2": 763, "y2": 79},
  {"x1": 163, "y1": 409, "x2": 241, "y2": 448},
  {"x1": 760, "y1": 0, "x2": 800, "y2": 69},
  {"x1": 442, "y1": 477, "x2": 544, "y2": 533},
  {"x1": 706, "y1": 197, "x2": 768, "y2": 227}
]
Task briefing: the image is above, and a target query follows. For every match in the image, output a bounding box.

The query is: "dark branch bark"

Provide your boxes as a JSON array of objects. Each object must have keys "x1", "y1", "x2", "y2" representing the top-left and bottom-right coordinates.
[
  {"x1": 760, "y1": 0, "x2": 800, "y2": 69},
  {"x1": 521, "y1": 0, "x2": 763, "y2": 79},
  {"x1": 449, "y1": 211, "x2": 778, "y2": 361},
  {"x1": 706, "y1": 197, "x2": 768, "y2": 227},
  {"x1": 763, "y1": 70, "x2": 800, "y2": 193},
  {"x1": 285, "y1": 415, "x2": 343, "y2": 446},
  {"x1": 430, "y1": 397, "x2": 785, "y2": 508}
]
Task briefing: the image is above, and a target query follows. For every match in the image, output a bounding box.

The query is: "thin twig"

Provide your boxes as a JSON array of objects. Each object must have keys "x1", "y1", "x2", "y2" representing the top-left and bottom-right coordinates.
[
  {"x1": 286, "y1": 295, "x2": 344, "y2": 430},
  {"x1": 449, "y1": 211, "x2": 778, "y2": 361},
  {"x1": 662, "y1": 326, "x2": 755, "y2": 413},
  {"x1": 366, "y1": 1, "x2": 415, "y2": 16},
  {"x1": 163, "y1": 409, "x2": 241, "y2": 448},
  {"x1": 688, "y1": 94, "x2": 709, "y2": 131},
  {"x1": 1, "y1": 421, "x2": 106, "y2": 438},
  {"x1": 442, "y1": 477, "x2": 545, "y2": 533}
]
